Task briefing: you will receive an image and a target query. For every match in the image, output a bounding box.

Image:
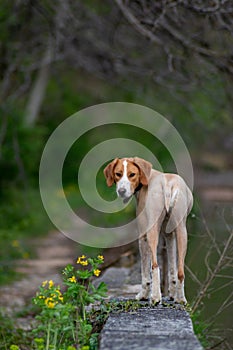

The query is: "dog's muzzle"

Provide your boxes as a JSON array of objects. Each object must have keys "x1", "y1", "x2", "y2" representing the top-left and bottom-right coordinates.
[
  {"x1": 117, "y1": 188, "x2": 132, "y2": 203},
  {"x1": 118, "y1": 188, "x2": 126, "y2": 197}
]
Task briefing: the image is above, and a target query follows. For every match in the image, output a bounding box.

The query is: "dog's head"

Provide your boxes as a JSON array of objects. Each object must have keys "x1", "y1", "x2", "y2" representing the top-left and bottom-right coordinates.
[{"x1": 103, "y1": 157, "x2": 152, "y2": 203}]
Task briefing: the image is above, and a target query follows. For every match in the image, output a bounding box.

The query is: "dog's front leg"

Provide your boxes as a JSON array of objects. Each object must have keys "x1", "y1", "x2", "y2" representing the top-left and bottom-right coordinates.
[
  {"x1": 147, "y1": 226, "x2": 162, "y2": 304},
  {"x1": 136, "y1": 236, "x2": 151, "y2": 300}
]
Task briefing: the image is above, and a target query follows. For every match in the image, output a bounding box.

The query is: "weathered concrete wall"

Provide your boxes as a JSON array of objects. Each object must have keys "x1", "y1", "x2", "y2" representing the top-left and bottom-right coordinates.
[
  {"x1": 100, "y1": 306, "x2": 203, "y2": 350},
  {"x1": 97, "y1": 261, "x2": 203, "y2": 350}
]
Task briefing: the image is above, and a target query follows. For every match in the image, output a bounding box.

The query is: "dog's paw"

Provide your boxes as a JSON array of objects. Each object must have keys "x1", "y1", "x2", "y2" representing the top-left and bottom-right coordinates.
[
  {"x1": 136, "y1": 289, "x2": 150, "y2": 301},
  {"x1": 168, "y1": 292, "x2": 177, "y2": 301},
  {"x1": 175, "y1": 296, "x2": 187, "y2": 305},
  {"x1": 150, "y1": 292, "x2": 162, "y2": 305},
  {"x1": 175, "y1": 282, "x2": 187, "y2": 305}
]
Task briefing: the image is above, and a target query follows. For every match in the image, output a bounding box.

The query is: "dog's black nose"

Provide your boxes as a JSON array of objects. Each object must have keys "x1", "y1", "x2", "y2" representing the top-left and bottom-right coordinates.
[{"x1": 118, "y1": 188, "x2": 126, "y2": 197}]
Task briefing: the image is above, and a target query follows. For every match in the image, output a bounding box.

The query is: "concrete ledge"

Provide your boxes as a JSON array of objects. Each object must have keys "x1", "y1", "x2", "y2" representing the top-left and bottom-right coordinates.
[{"x1": 100, "y1": 307, "x2": 203, "y2": 350}]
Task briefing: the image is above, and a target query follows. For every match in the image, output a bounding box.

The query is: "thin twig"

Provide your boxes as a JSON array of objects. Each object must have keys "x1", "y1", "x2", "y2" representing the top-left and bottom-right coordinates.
[
  {"x1": 185, "y1": 264, "x2": 202, "y2": 286},
  {"x1": 192, "y1": 229, "x2": 233, "y2": 313},
  {"x1": 198, "y1": 205, "x2": 221, "y2": 257},
  {"x1": 207, "y1": 291, "x2": 233, "y2": 324},
  {"x1": 207, "y1": 338, "x2": 227, "y2": 350},
  {"x1": 215, "y1": 274, "x2": 233, "y2": 279},
  {"x1": 211, "y1": 280, "x2": 233, "y2": 294},
  {"x1": 115, "y1": 0, "x2": 162, "y2": 45}
]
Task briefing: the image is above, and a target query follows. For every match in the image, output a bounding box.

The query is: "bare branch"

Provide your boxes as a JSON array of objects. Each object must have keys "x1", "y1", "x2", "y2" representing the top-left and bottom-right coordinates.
[
  {"x1": 209, "y1": 291, "x2": 233, "y2": 321},
  {"x1": 185, "y1": 264, "x2": 202, "y2": 286},
  {"x1": 204, "y1": 248, "x2": 214, "y2": 278},
  {"x1": 215, "y1": 274, "x2": 233, "y2": 279},
  {"x1": 198, "y1": 208, "x2": 221, "y2": 256},
  {"x1": 183, "y1": 0, "x2": 233, "y2": 14},
  {"x1": 115, "y1": 0, "x2": 163, "y2": 45},
  {"x1": 182, "y1": 0, "x2": 221, "y2": 14},
  {"x1": 24, "y1": 40, "x2": 53, "y2": 126},
  {"x1": 192, "y1": 228, "x2": 233, "y2": 313},
  {"x1": 160, "y1": 17, "x2": 218, "y2": 57},
  {"x1": 211, "y1": 280, "x2": 233, "y2": 294}
]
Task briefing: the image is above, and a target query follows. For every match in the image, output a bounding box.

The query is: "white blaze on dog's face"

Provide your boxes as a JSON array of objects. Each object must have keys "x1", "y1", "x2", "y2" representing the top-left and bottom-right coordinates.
[{"x1": 114, "y1": 159, "x2": 140, "y2": 202}]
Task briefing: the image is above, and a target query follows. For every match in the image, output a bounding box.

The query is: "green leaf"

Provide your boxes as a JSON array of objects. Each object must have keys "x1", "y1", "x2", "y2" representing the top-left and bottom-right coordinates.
[
  {"x1": 77, "y1": 270, "x2": 92, "y2": 279},
  {"x1": 96, "y1": 282, "x2": 108, "y2": 295}
]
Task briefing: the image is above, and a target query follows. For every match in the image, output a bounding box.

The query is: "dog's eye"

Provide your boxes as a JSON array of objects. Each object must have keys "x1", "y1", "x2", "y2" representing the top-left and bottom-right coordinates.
[
  {"x1": 129, "y1": 173, "x2": 135, "y2": 178},
  {"x1": 115, "y1": 172, "x2": 122, "y2": 177}
]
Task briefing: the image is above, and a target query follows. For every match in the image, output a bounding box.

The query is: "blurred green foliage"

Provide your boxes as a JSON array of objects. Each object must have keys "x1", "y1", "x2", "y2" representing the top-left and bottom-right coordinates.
[
  {"x1": 0, "y1": 0, "x2": 232, "y2": 287},
  {"x1": 0, "y1": 108, "x2": 50, "y2": 284},
  {"x1": 0, "y1": 3, "x2": 232, "y2": 349}
]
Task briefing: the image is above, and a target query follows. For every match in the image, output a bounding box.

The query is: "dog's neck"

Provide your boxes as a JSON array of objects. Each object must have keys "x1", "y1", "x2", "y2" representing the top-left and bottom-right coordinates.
[{"x1": 134, "y1": 183, "x2": 143, "y2": 195}]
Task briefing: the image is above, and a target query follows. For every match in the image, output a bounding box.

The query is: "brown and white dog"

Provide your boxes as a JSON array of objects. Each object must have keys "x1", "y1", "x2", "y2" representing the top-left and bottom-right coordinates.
[{"x1": 104, "y1": 157, "x2": 193, "y2": 304}]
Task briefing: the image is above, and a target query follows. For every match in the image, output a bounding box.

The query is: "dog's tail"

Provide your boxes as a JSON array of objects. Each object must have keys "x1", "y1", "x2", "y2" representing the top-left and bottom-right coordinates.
[{"x1": 164, "y1": 186, "x2": 179, "y2": 214}]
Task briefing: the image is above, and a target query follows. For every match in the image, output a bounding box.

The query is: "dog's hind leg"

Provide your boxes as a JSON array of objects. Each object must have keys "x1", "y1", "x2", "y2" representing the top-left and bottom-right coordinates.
[
  {"x1": 136, "y1": 236, "x2": 151, "y2": 300},
  {"x1": 175, "y1": 221, "x2": 187, "y2": 304},
  {"x1": 165, "y1": 231, "x2": 177, "y2": 301},
  {"x1": 158, "y1": 233, "x2": 168, "y2": 296}
]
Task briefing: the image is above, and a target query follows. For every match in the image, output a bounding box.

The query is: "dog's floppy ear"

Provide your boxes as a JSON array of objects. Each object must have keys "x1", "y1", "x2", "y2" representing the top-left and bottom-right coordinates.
[
  {"x1": 133, "y1": 157, "x2": 152, "y2": 186},
  {"x1": 103, "y1": 158, "x2": 119, "y2": 187}
]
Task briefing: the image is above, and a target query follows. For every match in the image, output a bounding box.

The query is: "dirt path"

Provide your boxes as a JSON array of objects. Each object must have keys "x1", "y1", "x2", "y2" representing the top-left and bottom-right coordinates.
[
  {"x1": 0, "y1": 229, "x2": 137, "y2": 314},
  {"x1": 0, "y1": 231, "x2": 76, "y2": 312}
]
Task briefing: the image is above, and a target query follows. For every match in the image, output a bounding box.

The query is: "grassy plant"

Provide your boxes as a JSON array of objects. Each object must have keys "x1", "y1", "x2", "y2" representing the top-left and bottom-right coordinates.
[
  {"x1": 32, "y1": 255, "x2": 107, "y2": 349},
  {"x1": 190, "y1": 311, "x2": 210, "y2": 348}
]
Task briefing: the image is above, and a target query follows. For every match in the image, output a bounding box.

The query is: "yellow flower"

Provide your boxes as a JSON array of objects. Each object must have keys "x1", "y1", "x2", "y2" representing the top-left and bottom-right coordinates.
[
  {"x1": 68, "y1": 276, "x2": 77, "y2": 283},
  {"x1": 98, "y1": 255, "x2": 104, "y2": 261},
  {"x1": 77, "y1": 255, "x2": 85, "y2": 263},
  {"x1": 50, "y1": 290, "x2": 63, "y2": 302},
  {"x1": 93, "y1": 269, "x2": 101, "y2": 277},
  {"x1": 49, "y1": 280, "x2": 54, "y2": 288},
  {"x1": 42, "y1": 280, "x2": 48, "y2": 287},
  {"x1": 45, "y1": 297, "x2": 52, "y2": 304},
  {"x1": 47, "y1": 301, "x2": 55, "y2": 308},
  {"x1": 80, "y1": 260, "x2": 88, "y2": 266},
  {"x1": 39, "y1": 295, "x2": 45, "y2": 299},
  {"x1": 77, "y1": 255, "x2": 88, "y2": 266},
  {"x1": 45, "y1": 297, "x2": 56, "y2": 308}
]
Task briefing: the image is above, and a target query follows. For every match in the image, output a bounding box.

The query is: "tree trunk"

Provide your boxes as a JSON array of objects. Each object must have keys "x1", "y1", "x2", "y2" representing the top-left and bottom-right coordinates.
[{"x1": 24, "y1": 41, "x2": 53, "y2": 127}]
